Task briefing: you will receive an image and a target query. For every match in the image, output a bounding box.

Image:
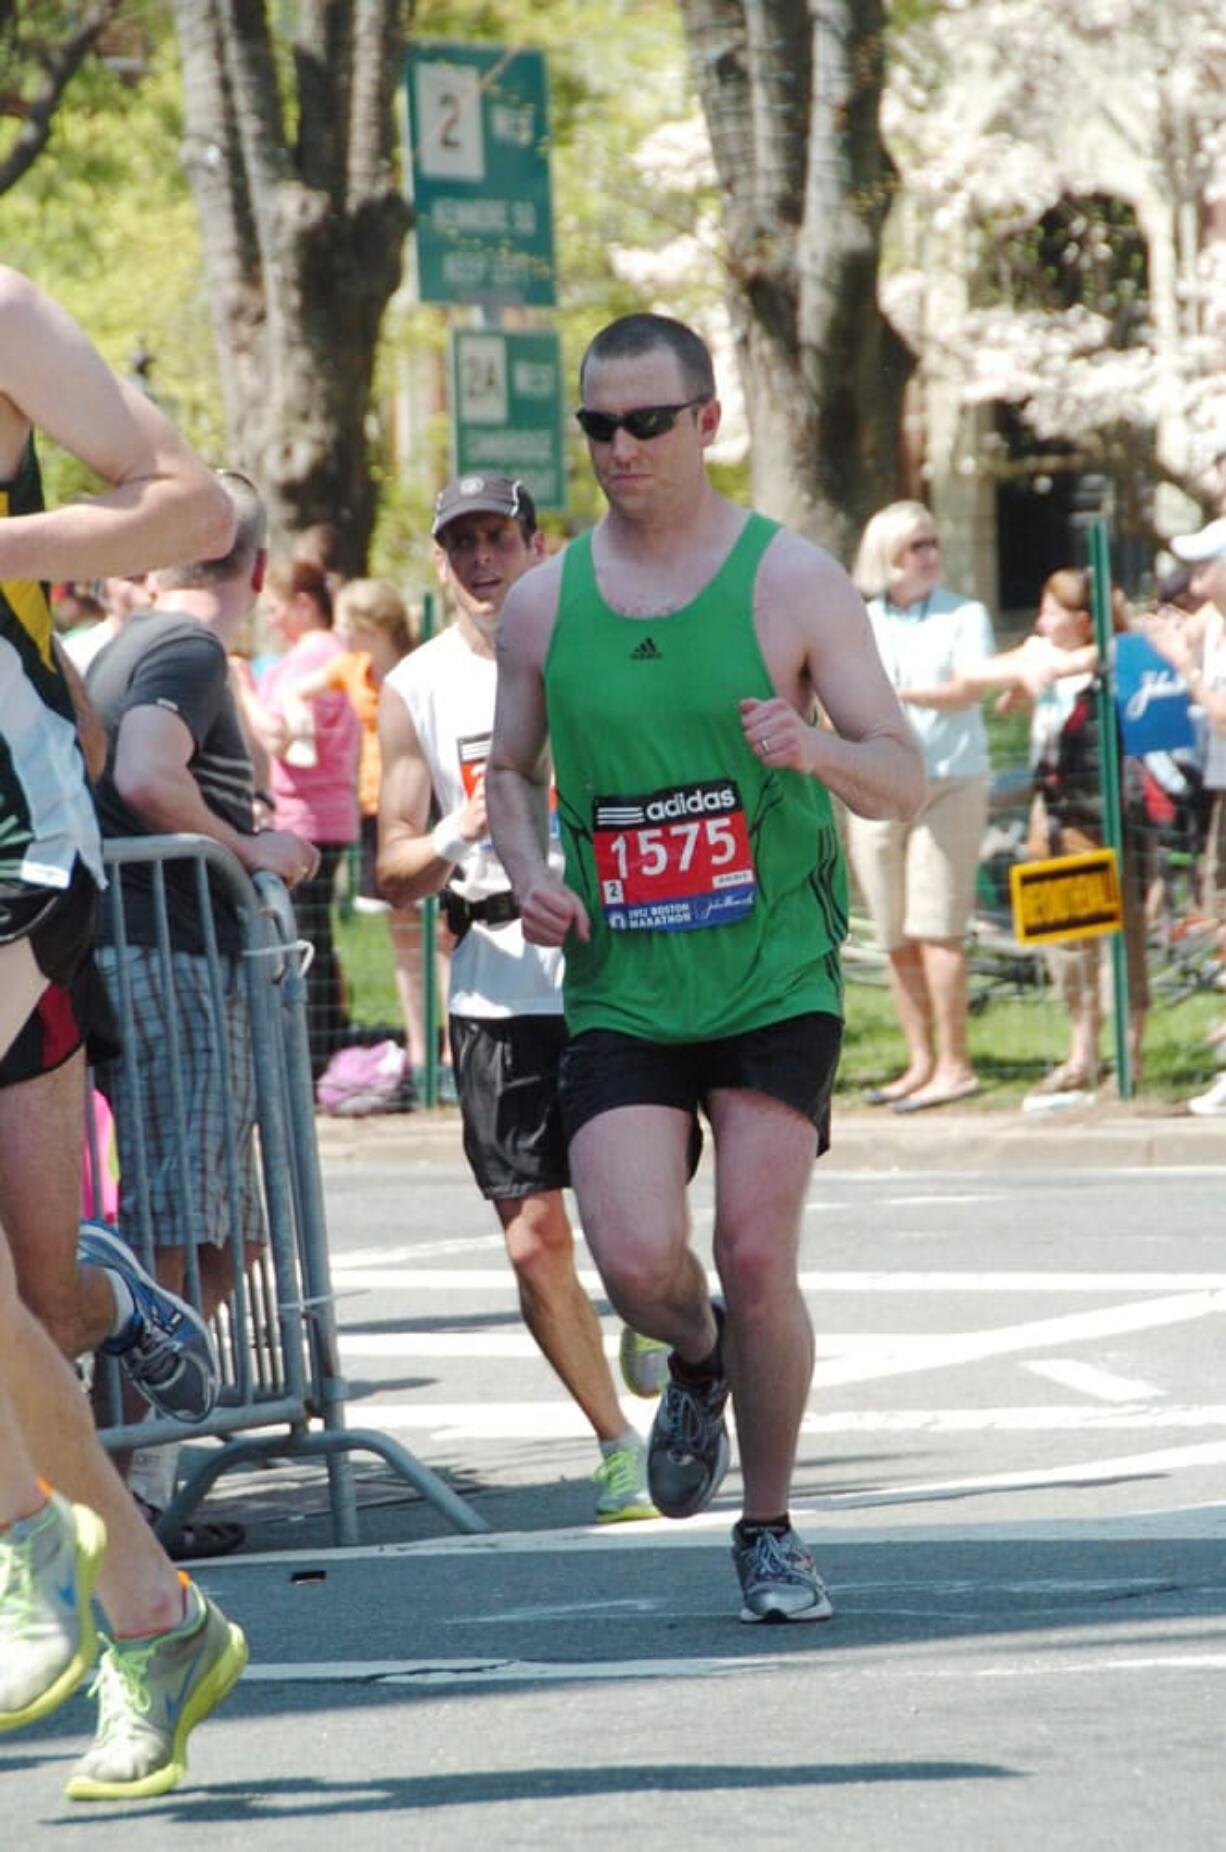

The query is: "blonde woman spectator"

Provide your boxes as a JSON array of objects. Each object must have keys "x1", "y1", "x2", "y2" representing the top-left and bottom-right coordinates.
[
  {"x1": 287, "y1": 578, "x2": 451, "y2": 1092},
  {"x1": 847, "y1": 501, "x2": 995, "y2": 1110}
]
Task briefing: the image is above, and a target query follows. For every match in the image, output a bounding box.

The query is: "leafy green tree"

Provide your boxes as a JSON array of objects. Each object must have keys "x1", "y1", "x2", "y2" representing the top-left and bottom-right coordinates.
[{"x1": 0, "y1": 1, "x2": 122, "y2": 194}]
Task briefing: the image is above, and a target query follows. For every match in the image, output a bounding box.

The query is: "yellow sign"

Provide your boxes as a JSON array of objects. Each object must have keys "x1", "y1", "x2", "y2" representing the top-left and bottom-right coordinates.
[{"x1": 1009, "y1": 848, "x2": 1123, "y2": 945}]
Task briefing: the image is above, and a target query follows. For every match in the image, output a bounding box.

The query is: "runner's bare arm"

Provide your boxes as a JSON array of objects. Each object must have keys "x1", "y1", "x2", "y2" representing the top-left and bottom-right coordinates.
[
  {"x1": 487, "y1": 561, "x2": 590, "y2": 946},
  {"x1": 744, "y1": 533, "x2": 925, "y2": 821},
  {"x1": 375, "y1": 681, "x2": 485, "y2": 906},
  {"x1": 0, "y1": 268, "x2": 234, "y2": 579}
]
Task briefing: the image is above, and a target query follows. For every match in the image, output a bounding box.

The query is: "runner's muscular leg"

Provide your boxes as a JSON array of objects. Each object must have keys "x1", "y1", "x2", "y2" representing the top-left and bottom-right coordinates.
[
  {"x1": 496, "y1": 1188, "x2": 625, "y2": 1442},
  {"x1": 0, "y1": 937, "x2": 57, "y2": 1523},
  {"x1": 0, "y1": 1049, "x2": 115, "y2": 1357},
  {"x1": 706, "y1": 1088, "x2": 817, "y2": 1520},
  {"x1": 0, "y1": 943, "x2": 184, "y2": 1626},
  {"x1": 568, "y1": 1105, "x2": 717, "y2": 1365}
]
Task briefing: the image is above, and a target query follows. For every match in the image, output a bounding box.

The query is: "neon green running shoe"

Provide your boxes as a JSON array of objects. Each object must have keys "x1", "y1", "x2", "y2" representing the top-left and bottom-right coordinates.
[
  {"x1": 66, "y1": 1582, "x2": 247, "y2": 1802},
  {"x1": 592, "y1": 1441, "x2": 658, "y2": 1524},
  {"x1": 618, "y1": 1325, "x2": 670, "y2": 1399},
  {"x1": 0, "y1": 1492, "x2": 106, "y2": 1732}
]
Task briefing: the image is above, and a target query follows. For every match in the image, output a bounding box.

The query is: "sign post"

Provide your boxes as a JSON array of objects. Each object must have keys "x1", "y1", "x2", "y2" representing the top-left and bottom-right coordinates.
[
  {"x1": 405, "y1": 43, "x2": 556, "y2": 308},
  {"x1": 450, "y1": 328, "x2": 565, "y2": 512},
  {"x1": 1088, "y1": 521, "x2": 1132, "y2": 1098}
]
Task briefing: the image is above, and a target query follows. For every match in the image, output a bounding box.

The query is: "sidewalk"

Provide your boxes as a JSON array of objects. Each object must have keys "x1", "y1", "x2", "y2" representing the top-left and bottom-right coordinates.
[{"x1": 314, "y1": 1096, "x2": 1226, "y2": 1173}]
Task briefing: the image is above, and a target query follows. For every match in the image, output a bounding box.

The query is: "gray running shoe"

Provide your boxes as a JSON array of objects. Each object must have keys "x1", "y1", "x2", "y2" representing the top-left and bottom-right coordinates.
[
  {"x1": 618, "y1": 1325, "x2": 669, "y2": 1399},
  {"x1": 66, "y1": 1583, "x2": 248, "y2": 1801},
  {"x1": 732, "y1": 1523, "x2": 834, "y2": 1624},
  {"x1": 78, "y1": 1220, "x2": 219, "y2": 1425},
  {"x1": 647, "y1": 1368, "x2": 730, "y2": 1518},
  {"x1": 0, "y1": 1493, "x2": 105, "y2": 1731}
]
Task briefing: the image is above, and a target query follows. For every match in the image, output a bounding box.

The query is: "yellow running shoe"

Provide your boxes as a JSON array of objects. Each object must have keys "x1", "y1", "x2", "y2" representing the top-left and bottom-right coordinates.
[
  {"x1": 593, "y1": 1440, "x2": 658, "y2": 1523},
  {"x1": 0, "y1": 1492, "x2": 106, "y2": 1732},
  {"x1": 66, "y1": 1581, "x2": 247, "y2": 1801},
  {"x1": 618, "y1": 1325, "x2": 670, "y2": 1399}
]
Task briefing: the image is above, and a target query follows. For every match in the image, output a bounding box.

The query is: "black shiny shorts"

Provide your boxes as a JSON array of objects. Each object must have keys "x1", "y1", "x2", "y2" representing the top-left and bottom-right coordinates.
[
  {"x1": 449, "y1": 1012, "x2": 570, "y2": 1201},
  {"x1": 559, "y1": 1011, "x2": 844, "y2": 1174}
]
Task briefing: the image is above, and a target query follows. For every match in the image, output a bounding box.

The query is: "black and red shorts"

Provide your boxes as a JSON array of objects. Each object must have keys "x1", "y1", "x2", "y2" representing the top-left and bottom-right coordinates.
[{"x1": 0, "y1": 863, "x2": 119, "y2": 1088}]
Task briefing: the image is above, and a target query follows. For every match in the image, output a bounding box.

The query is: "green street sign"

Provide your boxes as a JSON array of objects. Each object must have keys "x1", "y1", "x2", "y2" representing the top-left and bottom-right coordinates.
[
  {"x1": 405, "y1": 42, "x2": 556, "y2": 307},
  {"x1": 451, "y1": 329, "x2": 566, "y2": 513}
]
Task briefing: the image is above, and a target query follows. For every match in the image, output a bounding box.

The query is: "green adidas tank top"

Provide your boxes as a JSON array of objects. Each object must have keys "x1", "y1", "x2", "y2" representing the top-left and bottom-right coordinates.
[{"x1": 544, "y1": 511, "x2": 847, "y2": 1042}]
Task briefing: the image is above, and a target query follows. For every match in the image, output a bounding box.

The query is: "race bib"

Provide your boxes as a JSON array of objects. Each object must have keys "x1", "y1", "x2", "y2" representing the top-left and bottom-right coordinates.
[
  {"x1": 457, "y1": 732, "x2": 558, "y2": 843},
  {"x1": 593, "y1": 778, "x2": 756, "y2": 931}
]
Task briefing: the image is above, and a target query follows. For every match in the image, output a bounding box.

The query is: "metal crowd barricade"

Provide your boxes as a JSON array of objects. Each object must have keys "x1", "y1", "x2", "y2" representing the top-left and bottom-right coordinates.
[{"x1": 90, "y1": 833, "x2": 488, "y2": 1542}]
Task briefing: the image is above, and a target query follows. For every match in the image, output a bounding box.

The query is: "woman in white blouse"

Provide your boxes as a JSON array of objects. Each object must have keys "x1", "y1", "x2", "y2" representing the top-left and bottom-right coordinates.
[{"x1": 846, "y1": 501, "x2": 996, "y2": 1111}]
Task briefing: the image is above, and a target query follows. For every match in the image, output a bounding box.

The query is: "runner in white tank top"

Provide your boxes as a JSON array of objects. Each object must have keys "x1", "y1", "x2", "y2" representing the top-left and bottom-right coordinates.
[{"x1": 377, "y1": 474, "x2": 662, "y2": 1522}]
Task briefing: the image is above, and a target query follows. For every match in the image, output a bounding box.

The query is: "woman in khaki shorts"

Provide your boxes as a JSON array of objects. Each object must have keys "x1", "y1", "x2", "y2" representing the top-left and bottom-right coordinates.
[{"x1": 846, "y1": 502, "x2": 996, "y2": 1111}]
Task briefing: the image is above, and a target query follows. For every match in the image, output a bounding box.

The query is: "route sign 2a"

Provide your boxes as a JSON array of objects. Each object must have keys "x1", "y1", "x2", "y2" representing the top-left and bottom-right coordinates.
[
  {"x1": 1009, "y1": 848, "x2": 1123, "y2": 945},
  {"x1": 405, "y1": 42, "x2": 556, "y2": 307},
  {"x1": 450, "y1": 329, "x2": 566, "y2": 514}
]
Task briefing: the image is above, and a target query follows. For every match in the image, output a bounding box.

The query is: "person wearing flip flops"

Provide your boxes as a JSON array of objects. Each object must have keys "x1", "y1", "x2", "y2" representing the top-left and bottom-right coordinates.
[{"x1": 845, "y1": 502, "x2": 997, "y2": 1112}]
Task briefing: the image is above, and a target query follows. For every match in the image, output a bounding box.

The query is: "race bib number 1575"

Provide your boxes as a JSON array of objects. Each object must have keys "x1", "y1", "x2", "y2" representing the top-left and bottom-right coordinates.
[{"x1": 592, "y1": 779, "x2": 756, "y2": 931}]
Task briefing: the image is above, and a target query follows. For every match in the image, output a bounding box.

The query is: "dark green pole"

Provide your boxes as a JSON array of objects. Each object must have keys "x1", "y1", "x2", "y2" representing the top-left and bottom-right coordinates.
[
  {"x1": 1087, "y1": 521, "x2": 1132, "y2": 1099},
  {"x1": 420, "y1": 589, "x2": 439, "y2": 1109}
]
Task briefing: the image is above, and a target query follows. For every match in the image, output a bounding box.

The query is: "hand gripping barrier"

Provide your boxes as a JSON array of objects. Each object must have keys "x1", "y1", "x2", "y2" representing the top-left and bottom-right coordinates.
[{"x1": 89, "y1": 834, "x2": 489, "y2": 1542}]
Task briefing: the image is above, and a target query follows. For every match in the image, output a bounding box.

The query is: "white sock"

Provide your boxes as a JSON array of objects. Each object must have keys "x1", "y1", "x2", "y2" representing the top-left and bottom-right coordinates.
[{"x1": 600, "y1": 1429, "x2": 642, "y2": 1459}]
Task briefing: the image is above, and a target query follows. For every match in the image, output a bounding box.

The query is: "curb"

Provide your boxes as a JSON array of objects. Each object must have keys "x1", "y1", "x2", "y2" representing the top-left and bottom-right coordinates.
[{"x1": 313, "y1": 1102, "x2": 1226, "y2": 1173}]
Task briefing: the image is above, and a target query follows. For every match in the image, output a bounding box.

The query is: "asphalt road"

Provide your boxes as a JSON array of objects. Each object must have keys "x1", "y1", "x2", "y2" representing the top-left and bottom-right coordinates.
[{"x1": 6, "y1": 1150, "x2": 1226, "y2": 1849}]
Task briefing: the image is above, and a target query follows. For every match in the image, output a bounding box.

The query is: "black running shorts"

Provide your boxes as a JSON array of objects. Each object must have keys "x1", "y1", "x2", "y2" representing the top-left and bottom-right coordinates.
[
  {"x1": 0, "y1": 858, "x2": 99, "y2": 990},
  {"x1": 449, "y1": 1012, "x2": 570, "y2": 1201},
  {"x1": 559, "y1": 1011, "x2": 844, "y2": 1169}
]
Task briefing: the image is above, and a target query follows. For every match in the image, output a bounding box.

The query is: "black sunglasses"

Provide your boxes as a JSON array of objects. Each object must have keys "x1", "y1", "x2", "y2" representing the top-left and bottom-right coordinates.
[{"x1": 574, "y1": 396, "x2": 710, "y2": 444}]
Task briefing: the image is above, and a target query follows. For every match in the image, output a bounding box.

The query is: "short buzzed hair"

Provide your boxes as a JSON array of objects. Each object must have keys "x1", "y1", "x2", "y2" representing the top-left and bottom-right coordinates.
[
  {"x1": 154, "y1": 469, "x2": 267, "y2": 591},
  {"x1": 579, "y1": 313, "x2": 716, "y2": 401}
]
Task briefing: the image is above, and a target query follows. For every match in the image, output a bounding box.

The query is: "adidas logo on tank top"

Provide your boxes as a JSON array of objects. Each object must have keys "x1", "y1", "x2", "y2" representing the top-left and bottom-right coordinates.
[{"x1": 630, "y1": 636, "x2": 662, "y2": 660}]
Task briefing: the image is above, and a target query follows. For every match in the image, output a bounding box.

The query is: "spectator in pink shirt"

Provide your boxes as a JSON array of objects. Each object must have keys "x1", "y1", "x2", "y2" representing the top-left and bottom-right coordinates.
[{"x1": 248, "y1": 560, "x2": 359, "y2": 1074}]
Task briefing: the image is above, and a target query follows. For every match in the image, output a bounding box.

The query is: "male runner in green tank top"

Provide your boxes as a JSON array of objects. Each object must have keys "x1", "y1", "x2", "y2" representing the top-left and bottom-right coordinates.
[{"x1": 487, "y1": 313, "x2": 924, "y2": 1623}]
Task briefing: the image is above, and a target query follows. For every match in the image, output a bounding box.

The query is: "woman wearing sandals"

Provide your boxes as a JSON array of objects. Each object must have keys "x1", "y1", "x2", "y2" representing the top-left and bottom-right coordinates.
[{"x1": 846, "y1": 502, "x2": 996, "y2": 1111}]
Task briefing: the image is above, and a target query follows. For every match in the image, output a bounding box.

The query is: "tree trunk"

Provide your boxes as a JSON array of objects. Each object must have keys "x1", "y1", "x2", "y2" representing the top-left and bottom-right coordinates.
[
  {"x1": 678, "y1": 0, "x2": 912, "y2": 562},
  {"x1": 172, "y1": 0, "x2": 413, "y2": 572}
]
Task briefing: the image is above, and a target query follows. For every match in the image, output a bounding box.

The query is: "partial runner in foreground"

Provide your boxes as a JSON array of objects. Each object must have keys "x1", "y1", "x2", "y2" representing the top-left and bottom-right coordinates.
[
  {"x1": 0, "y1": 265, "x2": 246, "y2": 1799},
  {"x1": 487, "y1": 314, "x2": 924, "y2": 1620},
  {"x1": 378, "y1": 472, "x2": 664, "y2": 1525}
]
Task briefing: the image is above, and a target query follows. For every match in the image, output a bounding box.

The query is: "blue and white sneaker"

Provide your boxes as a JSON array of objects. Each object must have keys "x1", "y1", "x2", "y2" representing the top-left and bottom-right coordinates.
[{"x1": 78, "y1": 1221, "x2": 219, "y2": 1425}]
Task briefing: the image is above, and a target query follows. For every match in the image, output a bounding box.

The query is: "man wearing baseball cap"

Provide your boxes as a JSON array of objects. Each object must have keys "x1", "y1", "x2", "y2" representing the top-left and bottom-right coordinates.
[
  {"x1": 1155, "y1": 516, "x2": 1226, "y2": 1111},
  {"x1": 376, "y1": 474, "x2": 662, "y2": 1520}
]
